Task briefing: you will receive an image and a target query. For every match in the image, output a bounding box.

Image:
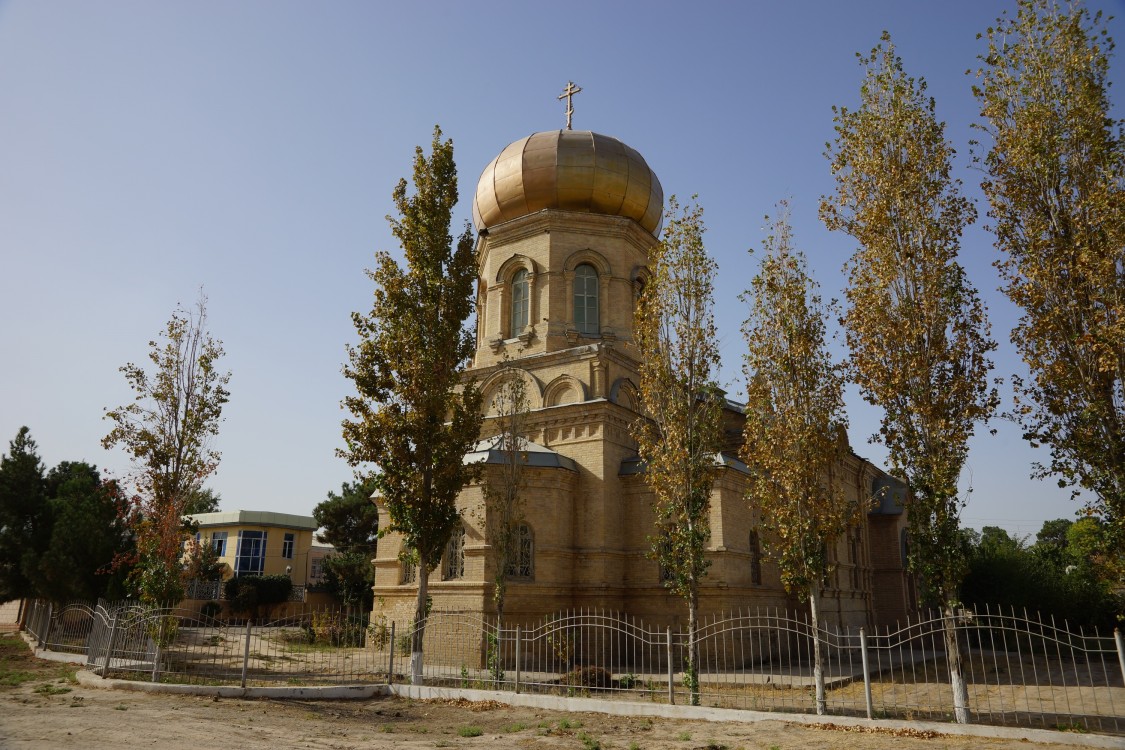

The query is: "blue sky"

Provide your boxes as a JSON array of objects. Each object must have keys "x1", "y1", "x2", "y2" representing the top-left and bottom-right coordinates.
[{"x1": 1, "y1": 1, "x2": 1121, "y2": 538}]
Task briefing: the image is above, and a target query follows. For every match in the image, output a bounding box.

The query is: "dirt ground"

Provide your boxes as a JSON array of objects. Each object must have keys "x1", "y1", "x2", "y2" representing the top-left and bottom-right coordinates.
[{"x1": 0, "y1": 632, "x2": 1098, "y2": 750}]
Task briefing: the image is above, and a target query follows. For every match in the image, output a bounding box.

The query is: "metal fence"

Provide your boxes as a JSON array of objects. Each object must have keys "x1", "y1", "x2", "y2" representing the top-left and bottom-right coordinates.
[{"x1": 19, "y1": 600, "x2": 1125, "y2": 734}]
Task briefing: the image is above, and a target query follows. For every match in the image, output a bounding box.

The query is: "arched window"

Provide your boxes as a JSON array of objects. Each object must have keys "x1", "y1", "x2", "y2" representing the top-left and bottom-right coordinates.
[
  {"x1": 505, "y1": 524, "x2": 534, "y2": 579},
  {"x1": 749, "y1": 529, "x2": 762, "y2": 585},
  {"x1": 573, "y1": 264, "x2": 599, "y2": 334},
  {"x1": 443, "y1": 525, "x2": 465, "y2": 580},
  {"x1": 510, "y1": 269, "x2": 529, "y2": 335}
]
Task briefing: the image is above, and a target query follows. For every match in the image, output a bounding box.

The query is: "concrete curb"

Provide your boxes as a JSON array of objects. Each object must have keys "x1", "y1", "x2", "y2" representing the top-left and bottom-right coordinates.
[
  {"x1": 71, "y1": 670, "x2": 1120, "y2": 748},
  {"x1": 386, "y1": 684, "x2": 1122, "y2": 749},
  {"x1": 17, "y1": 631, "x2": 87, "y2": 664},
  {"x1": 75, "y1": 670, "x2": 383, "y2": 700}
]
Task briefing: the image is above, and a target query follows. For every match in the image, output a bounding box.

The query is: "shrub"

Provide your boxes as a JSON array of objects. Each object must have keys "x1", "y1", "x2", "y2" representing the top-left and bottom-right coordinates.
[
  {"x1": 562, "y1": 665, "x2": 611, "y2": 689},
  {"x1": 223, "y1": 575, "x2": 293, "y2": 620},
  {"x1": 200, "y1": 601, "x2": 222, "y2": 619},
  {"x1": 305, "y1": 611, "x2": 367, "y2": 647}
]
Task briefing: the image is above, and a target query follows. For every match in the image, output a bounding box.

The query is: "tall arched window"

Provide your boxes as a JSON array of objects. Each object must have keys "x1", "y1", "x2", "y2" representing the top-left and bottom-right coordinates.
[
  {"x1": 443, "y1": 525, "x2": 465, "y2": 580},
  {"x1": 749, "y1": 529, "x2": 762, "y2": 585},
  {"x1": 510, "y1": 269, "x2": 529, "y2": 335},
  {"x1": 573, "y1": 264, "x2": 599, "y2": 334},
  {"x1": 505, "y1": 523, "x2": 534, "y2": 579}
]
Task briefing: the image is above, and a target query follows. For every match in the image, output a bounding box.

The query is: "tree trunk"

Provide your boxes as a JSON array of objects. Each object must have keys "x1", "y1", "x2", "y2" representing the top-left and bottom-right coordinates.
[
  {"x1": 942, "y1": 604, "x2": 970, "y2": 724},
  {"x1": 493, "y1": 583, "x2": 505, "y2": 684},
  {"x1": 687, "y1": 589, "x2": 701, "y2": 706},
  {"x1": 410, "y1": 556, "x2": 429, "y2": 685},
  {"x1": 809, "y1": 588, "x2": 827, "y2": 715}
]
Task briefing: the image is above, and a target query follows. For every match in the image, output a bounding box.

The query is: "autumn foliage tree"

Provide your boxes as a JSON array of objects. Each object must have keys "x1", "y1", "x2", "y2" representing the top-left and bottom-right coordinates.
[
  {"x1": 821, "y1": 34, "x2": 998, "y2": 723},
  {"x1": 632, "y1": 196, "x2": 723, "y2": 706},
  {"x1": 973, "y1": 0, "x2": 1125, "y2": 564},
  {"x1": 103, "y1": 295, "x2": 231, "y2": 604},
  {"x1": 740, "y1": 207, "x2": 855, "y2": 715},
  {"x1": 341, "y1": 127, "x2": 482, "y2": 684}
]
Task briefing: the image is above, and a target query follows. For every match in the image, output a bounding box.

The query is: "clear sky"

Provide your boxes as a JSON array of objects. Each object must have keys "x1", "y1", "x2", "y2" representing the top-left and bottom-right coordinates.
[{"x1": 1, "y1": 1, "x2": 1121, "y2": 539}]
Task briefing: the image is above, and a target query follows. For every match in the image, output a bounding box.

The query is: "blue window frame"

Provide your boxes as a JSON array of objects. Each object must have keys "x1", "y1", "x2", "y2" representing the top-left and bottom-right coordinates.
[{"x1": 235, "y1": 530, "x2": 266, "y2": 576}]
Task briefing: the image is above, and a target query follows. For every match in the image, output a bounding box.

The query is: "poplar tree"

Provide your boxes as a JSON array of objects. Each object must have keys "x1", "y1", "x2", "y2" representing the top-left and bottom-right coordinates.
[
  {"x1": 821, "y1": 34, "x2": 998, "y2": 723},
  {"x1": 632, "y1": 196, "x2": 723, "y2": 706},
  {"x1": 341, "y1": 126, "x2": 482, "y2": 684},
  {"x1": 973, "y1": 0, "x2": 1125, "y2": 560},
  {"x1": 740, "y1": 207, "x2": 855, "y2": 716},
  {"x1": 103, "y1": 295, "x2": 230, "y2": 605},
  {"x1": 480, "y1": 367, "x2": 530, "y2": 630}
]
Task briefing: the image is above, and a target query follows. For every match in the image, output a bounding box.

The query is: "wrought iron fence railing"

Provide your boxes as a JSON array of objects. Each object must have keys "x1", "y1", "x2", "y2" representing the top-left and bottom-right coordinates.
[{"x1": 17, "y1": 600, "x2": 1125, "y2": 734}]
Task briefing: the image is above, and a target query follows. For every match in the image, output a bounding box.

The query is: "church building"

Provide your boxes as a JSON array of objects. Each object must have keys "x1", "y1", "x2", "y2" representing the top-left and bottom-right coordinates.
[{"x1": 370, "y1": 124, "x2": 913, "y2": 631}]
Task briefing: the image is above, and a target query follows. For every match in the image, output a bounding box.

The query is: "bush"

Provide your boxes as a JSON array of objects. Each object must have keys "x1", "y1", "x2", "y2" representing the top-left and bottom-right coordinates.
[
  {"x1": 563, "y1": 665, "x2": 612, "y2": 689},
  {"x1": 223, "y1": 575, "x2": 293, "y2": 620},
  {"x1": 200, "y1": 601, "x2": 222, "y2": 619},
  {"x1": 304, "y1": 611, "x2": 367, "y2": 647}
]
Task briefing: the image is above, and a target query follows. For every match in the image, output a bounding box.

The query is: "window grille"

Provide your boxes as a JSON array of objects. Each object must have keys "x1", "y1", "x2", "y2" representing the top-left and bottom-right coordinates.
[
  {"x1": 505, "y1": 524, "x2": 533, "y2": 578},
  {"x1": 443, "y1": 526, "x2": 465, "y2": 580}
]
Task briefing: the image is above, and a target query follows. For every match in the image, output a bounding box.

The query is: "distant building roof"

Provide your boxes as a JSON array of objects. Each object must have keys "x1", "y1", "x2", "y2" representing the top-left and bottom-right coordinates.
[{"x1": 187, "y1": 510, "x2": 318, "y2": 530}]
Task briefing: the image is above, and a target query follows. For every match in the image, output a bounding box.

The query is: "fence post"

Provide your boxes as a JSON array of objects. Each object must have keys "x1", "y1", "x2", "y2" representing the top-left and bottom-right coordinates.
[
  {"x1": 666, "y1": 626, "x2": 675, "y2": 706},
  {"x1": 859, "y1": 627, "x2": 873, "y2": 720},
  {"x1": 240, "y1": 619, "x2": 253, "y2": 689},
  {"x1": 151, "y1": 639, "x2": 163, "y2": 683},
  {"x1": 42, "y1": 602, "x2": 53, "y2": 646},
  {"x1": 1115, "y1": 629, "x2": 1125, "y2": 689},
  {"x1": 101, "y1": 614, "x2": 118, "y2": 678},
  {"x1": 388, "y1": 621, "x2": 396, "y2": 685},
  {"x1": 515, "y1": 625, "x2": 522, "y2": 697}
]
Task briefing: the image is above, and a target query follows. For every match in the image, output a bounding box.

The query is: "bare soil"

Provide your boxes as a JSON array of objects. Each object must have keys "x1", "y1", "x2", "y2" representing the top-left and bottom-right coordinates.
[{"x1": 0, "y1": 632, "x2": 1094, "y2": 750}]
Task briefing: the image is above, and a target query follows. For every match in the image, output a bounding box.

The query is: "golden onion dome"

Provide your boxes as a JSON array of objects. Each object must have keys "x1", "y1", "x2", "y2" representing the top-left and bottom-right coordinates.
[{"x1": 472, "y1": 130, "x2": 663, "y2": 237}]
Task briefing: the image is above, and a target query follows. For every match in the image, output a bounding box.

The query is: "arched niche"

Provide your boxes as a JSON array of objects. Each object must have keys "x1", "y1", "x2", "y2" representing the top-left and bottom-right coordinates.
[
  {"x1": 543, "y1": 374, "x2": 588, "y2": 407},
  {"x1": 562, "y1": 248, "x2": 612, "y2": 277},
  {"x1": 609, "y1": 377, "x2": 640, "y2": 411},
  {"x1": 478, "y1": 367, "x2": 543, "y2": 416}
]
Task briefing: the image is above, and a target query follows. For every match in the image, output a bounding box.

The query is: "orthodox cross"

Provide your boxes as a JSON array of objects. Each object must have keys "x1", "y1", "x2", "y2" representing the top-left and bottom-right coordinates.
[{"x1": 558, "y1": 81, "x2": 582, "y2": 130}]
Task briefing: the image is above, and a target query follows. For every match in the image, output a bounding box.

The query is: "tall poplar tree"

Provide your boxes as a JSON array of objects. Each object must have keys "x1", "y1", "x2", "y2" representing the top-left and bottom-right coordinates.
[
  {"x1": 740, "y1": 207, "x2": 855, "y2": 716},
  {"x1": 480, "y1": 367, "x2": 530, "y2": 630},
  {"x1": 974, "y1": 0, "x2": 1125, "y2": 561},
  {"x1": 103, "y1": 295, "x2": 230, "y2": 604},
  {"x1": 632, "y1": 196, "x2": 723, "y2": 706},
  {"x1": 341, "y1": 126, "x2": 482, "y2": 684},
  {"x1": 821, "y1": 34, "x2": 998, "y2": 723}
]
